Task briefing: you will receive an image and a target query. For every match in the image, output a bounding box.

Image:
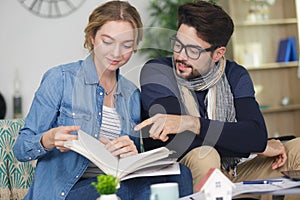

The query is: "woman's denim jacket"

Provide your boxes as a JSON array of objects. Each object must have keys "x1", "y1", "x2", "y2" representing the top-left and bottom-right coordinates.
[{"x1": 13, "y1": 54, "x2": 141, "y2": 200}]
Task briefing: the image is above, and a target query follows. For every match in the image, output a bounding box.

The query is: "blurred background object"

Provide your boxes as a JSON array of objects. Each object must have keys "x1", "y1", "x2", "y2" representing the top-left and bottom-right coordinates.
[
  {"x1": 0, "y1": 92, "x2": 6, "y2": 119},
  {"x1": 13, "y1": 71, "x2": 23, "y2": 119}
]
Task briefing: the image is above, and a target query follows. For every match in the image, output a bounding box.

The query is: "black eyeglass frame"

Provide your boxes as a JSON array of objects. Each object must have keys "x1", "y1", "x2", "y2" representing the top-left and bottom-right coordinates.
[{"x1": 170, "y1": 35, "x2": 217, "y2": 60}]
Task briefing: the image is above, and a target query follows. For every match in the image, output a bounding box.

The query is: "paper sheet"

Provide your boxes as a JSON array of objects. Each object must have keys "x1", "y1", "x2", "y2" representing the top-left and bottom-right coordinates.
[
  {"x1": 179, "y1": 177, "x2": 300, "y2": 200},
  {"x1": 233, "y1": 177, "x2": 300, "y2": 197}
]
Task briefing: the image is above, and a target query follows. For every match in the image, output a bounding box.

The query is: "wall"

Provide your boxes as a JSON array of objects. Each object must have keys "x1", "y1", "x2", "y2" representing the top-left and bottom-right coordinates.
[{"x1": 0, "y1": 0, "x2": 149, "y2": 119}]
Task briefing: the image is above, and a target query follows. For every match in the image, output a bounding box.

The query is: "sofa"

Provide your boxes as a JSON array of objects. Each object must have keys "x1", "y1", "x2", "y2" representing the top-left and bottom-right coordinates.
[{"x1": 0, "y1": 119, "x2": 35, "y2": 200}]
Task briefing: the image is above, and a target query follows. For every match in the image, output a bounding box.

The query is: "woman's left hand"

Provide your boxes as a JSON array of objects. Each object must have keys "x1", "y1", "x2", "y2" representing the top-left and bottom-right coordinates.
[{"x1": 100, "y1": 136, "x2": 138, "y2": 158}]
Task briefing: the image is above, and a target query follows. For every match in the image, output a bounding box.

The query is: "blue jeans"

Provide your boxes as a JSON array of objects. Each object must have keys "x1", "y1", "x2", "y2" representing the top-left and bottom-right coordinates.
[{"x1": 66, "y1": 163, "x2": 193, "y2": 200}]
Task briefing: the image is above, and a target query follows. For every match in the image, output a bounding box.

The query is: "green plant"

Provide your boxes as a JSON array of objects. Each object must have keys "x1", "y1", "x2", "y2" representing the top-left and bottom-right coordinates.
[
  {"x1": 91, "y1": 174, "x2": 119, "y2": 195},
  {"x1": 139, "y1": 0, "x2": 218, "y2": 59}
]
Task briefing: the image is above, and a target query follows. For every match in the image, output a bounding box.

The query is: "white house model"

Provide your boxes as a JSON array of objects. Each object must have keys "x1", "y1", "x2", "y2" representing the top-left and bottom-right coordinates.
[{"x1": 195, "y1": 168, "x2": 235, "y2": 200}]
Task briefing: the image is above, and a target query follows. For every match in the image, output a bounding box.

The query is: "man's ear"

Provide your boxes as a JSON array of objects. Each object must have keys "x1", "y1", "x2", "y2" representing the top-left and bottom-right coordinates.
[{"x1": 212, "y1": 46, "x2": 226, "y2": 62}]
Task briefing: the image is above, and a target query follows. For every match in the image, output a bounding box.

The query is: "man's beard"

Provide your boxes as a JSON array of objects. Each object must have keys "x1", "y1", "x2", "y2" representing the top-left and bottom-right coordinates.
[
  {"x1": 175, "y1": 58, "x2": 214, "y2": 80},
  {"x1": 175, "y1": 59, "x2": 201, "y2": 80}
]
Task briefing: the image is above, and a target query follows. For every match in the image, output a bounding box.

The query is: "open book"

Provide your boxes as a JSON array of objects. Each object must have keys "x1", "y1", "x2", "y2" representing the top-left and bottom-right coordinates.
[{"x1": 64, "y1": 130, "x2": 179, "y2": 180}]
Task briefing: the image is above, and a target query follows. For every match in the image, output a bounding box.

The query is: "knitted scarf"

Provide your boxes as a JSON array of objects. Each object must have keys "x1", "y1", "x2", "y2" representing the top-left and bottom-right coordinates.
[{"x1": 174, "y1": 56, "x2": 240, "y2": 176}]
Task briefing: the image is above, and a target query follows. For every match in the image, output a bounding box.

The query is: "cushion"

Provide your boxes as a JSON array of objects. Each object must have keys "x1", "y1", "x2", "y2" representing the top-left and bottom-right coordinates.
[{"x1": 0, "y1": 119, "x2": 35, "y2": 200}]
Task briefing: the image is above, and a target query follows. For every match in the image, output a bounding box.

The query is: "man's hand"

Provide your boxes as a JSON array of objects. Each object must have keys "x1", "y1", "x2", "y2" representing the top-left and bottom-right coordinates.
[
  {"x1": 257, "y1": 139, "x2": 287, "y2": 170},
  {"x1": 100, "y1": 136, "x2": 138, "y2": 158},
  {"x1": 134, "y1": 114, "x2": 200, "y2": 142},
  {"x1": 41, "y1": 126, "x2": 80, "y2": 152}
]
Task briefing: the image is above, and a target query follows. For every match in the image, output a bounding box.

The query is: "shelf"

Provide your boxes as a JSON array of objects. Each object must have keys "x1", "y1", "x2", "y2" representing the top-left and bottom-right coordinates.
[
  {"x1": 236, "y1": 18, "x2": 298, "y2": 27},
  {"x1": 246, "y1": 61, "x2": 299, "y2": 71},
  {"x1": 221, "y1": 0, "x2": 300, "y2": 137},
  {"x1": 261, "y1": 104, "x2": 300, "y2": 114}
]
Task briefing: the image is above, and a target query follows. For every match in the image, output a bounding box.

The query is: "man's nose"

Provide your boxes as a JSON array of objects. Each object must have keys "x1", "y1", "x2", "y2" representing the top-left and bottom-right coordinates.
[{"x1": 177, "y1": 47, "x2": 189, "y2": 60}]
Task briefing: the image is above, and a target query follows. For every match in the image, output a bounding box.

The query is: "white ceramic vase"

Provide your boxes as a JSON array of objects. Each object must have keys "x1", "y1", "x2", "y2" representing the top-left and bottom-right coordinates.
[{"x1": 97, "y1": 194, "x2": 120, "y2": 200}]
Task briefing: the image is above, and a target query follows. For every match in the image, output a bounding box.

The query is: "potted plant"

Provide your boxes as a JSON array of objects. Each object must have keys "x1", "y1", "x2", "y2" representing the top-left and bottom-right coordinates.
[{"x1": 92, "y1": 174, "x2": 120, "y2": 200}]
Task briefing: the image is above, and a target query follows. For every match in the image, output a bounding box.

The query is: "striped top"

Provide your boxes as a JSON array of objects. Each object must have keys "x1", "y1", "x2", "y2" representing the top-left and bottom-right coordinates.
[
  {"x1": 81, "y1": 106, "x2": 121, "y2": 179},
  {"x1": 99, "y1": 106, "x2": 121, "y2": 140}
]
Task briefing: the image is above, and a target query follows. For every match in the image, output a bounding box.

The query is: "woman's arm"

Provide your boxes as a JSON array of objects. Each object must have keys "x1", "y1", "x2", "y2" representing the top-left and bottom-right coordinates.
[{"x1": 13, "y1": 68, "x2": 65, "y2": 162}]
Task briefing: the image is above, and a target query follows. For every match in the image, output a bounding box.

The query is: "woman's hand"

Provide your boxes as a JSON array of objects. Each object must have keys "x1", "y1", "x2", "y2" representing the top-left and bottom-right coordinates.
[
  {"x1": 41, "y1": 126, "x2": 80, "y2": 152},
  {"x1": 257, "y1": 139, "x2": 287, "y2": 170},
  {"x1": 100, "y1": 136, "x2": 138, "y2": 158}
]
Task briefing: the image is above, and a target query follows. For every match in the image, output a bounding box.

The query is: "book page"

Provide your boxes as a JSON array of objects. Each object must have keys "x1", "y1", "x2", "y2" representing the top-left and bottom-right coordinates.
[
  {"x1": 122, "y1": 162, "x2": 180, "y2": 181},
  {"x1": 118, "y1": 147, "x2": 173, "y2": 177},
  {"x1": 64, "y1": 138, "x2": 117, "y2": 175},
  {"x1": 66, "y1": 130, "x2": 176, "y2": 179},
  {"x1": 133, "y1": 158, "x2": 177, "y2": 170},
  {"x1": 78, "y1": 130, "x2": 118, "y2": 174}
]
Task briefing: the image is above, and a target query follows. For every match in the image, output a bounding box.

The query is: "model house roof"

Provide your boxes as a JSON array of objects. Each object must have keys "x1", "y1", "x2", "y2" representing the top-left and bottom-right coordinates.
[{"x1": 196, "y1": 168, "x2": 235, "y2": 192}]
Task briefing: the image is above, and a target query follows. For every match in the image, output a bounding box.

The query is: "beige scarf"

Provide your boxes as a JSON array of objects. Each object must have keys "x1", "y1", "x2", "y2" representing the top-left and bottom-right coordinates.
[
  {"x1": 174, "y1": 56, "x2": 239, "y2": 176},
  {"x1": 175, "y1": 56, "x2": 236, "y2": 121}
]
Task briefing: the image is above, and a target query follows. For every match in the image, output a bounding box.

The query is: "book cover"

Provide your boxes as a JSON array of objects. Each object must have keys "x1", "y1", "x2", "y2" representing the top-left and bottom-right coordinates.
[
  {"x1": 276, "y1": 37, "x2": 297, "y2": 62},
  {"x1": 64, "y1": 130, "x2": 179, "y2": 180}
]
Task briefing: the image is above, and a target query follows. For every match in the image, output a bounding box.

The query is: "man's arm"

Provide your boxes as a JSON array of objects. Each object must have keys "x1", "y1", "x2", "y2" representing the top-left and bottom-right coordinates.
[
  {"x1": 137, "y1": 95, "x2": 268, "y2": 157},
  {"x1": 138, "y1": 58, "x2": 267, "y2": 157}
]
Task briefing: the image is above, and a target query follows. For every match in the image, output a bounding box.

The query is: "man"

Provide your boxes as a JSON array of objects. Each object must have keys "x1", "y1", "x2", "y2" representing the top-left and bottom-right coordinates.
[{"x1": 135, "y1": 0, "x2": 300, "y2": 193}]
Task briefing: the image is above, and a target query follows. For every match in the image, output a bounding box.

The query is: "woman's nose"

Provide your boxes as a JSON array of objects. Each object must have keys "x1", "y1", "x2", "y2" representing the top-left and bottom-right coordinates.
[{"x1": 112, "y1": 44, "x2": 121, "y2": 58}]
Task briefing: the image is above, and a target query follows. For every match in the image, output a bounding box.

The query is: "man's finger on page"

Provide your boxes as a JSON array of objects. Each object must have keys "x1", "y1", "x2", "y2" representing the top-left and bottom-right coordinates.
[{"x1": 134, "y1": 118, "x2": 153, "y2": 131}]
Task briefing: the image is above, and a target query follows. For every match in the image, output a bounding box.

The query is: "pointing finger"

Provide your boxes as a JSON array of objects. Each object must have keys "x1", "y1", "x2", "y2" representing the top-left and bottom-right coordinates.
[{"x1": 134, "y1": 118, "x2": 153, "y2": 131}]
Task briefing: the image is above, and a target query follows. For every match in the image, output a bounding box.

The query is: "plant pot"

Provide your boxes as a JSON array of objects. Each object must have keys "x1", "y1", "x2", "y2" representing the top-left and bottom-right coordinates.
[{"x1": 97, "y1": 194, "x2": 120, "y2": 200}]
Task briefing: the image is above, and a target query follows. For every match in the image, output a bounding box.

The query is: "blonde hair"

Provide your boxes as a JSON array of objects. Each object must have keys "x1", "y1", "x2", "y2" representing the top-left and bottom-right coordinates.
[{"x1": 84, "y1": 1, "x2": 143, "y2": 52}]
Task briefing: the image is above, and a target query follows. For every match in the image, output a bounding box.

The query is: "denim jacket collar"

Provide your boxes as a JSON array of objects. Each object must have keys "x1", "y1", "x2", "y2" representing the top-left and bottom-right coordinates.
[{"x1": 82, "y1": 54, "x2": 99, "y2": 85}]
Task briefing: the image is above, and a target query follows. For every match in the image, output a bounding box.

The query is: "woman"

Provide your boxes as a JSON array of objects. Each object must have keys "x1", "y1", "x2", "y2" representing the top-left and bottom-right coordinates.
[{"x1": 13, "y1": 1, "x2": 192, "y2": 200}]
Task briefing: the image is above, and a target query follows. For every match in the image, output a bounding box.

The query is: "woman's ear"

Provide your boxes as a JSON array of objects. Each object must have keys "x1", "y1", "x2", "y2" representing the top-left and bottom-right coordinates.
[
  {"x1": 90, "y1": 35, "x2": 95, "y2": 46},
  {"x1": 212, "y1": 46, "x2": 226, "y2": 62}
]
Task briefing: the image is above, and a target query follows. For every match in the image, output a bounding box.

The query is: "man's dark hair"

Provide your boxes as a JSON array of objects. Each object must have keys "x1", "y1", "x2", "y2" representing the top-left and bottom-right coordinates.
[{"x1": 178, "y1": 0, "x2": 234, "y2": 47}]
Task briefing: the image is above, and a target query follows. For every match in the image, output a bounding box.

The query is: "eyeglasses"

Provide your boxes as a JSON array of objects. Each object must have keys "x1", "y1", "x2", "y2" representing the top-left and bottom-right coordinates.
[{"x1": 170, "y1": 35, "x2": 216, "y2": 60}]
